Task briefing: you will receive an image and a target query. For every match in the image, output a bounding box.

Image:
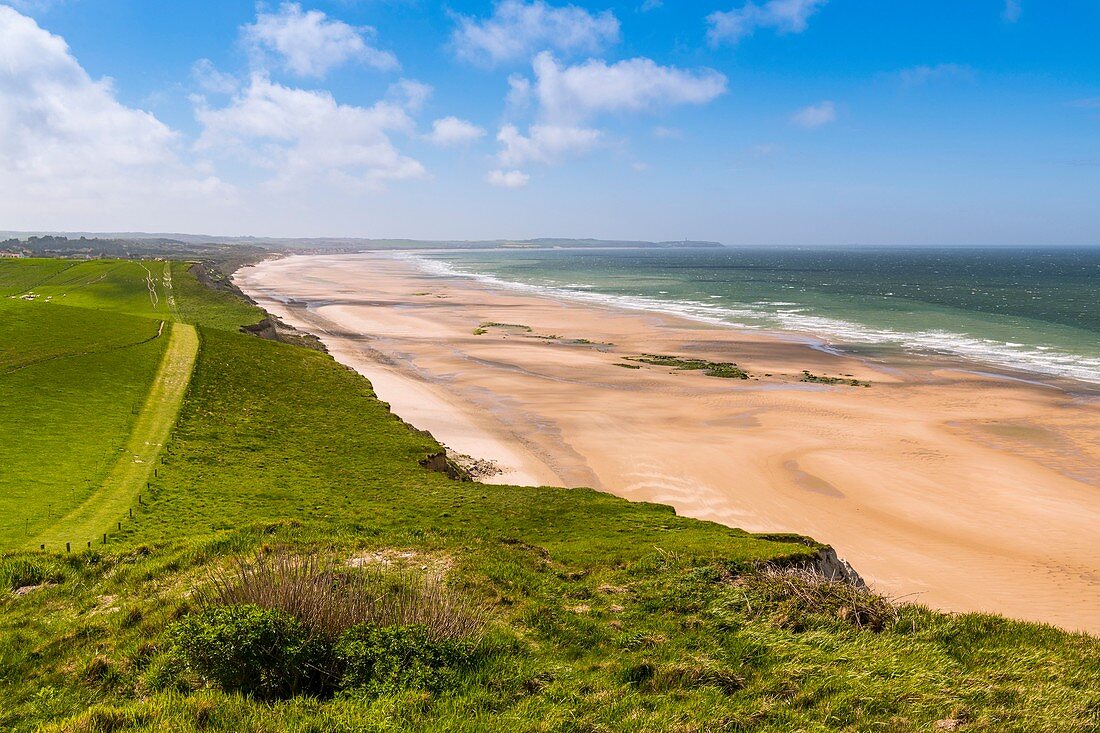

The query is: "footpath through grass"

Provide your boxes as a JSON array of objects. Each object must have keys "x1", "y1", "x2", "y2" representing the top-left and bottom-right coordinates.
[
  {"x1": 31, "y1": 323, "x2": 199, "y2": 550},
  {"x1": 0, "y1": 302, "x2": 169, "y2": 545},
  {"x1": 0, "y1": 257, "x2": 1097, "y2": 732},
  {"x1": 0, "y1": 259, "x2": 261, "y2": 549}
]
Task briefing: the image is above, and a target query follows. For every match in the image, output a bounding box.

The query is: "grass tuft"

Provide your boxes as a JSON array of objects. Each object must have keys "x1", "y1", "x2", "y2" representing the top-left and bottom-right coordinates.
[
  {"x1": 200, "y1": 549, "x2": 484, "y2": 643},
  {"x1": 735, "y1": 566, "x2": 900, "y2": 632}
]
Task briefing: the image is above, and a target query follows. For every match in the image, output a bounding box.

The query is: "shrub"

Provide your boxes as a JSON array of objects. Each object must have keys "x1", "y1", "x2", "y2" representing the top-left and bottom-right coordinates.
[
  {"x1": 202, "y1": 550, "x2": 483, "y2": 643},
  {"x1": 733, "y1": 566, "x2": 900, "y2": 632},
  {"x1": 167, "y1": 604, "x2": 332, "y2": 700},
  {"x1": 335, "y1": 624, "x2": 475, "y2": 694},
  {"x1": 166, "y1": 551, "x2": 489, "y2": 700}
]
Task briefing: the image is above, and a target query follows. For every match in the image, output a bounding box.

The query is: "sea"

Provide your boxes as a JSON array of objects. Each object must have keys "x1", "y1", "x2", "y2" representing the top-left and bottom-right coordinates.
[{"x1": 403, "y1": 246, "x2": 1100, "y2": 386}]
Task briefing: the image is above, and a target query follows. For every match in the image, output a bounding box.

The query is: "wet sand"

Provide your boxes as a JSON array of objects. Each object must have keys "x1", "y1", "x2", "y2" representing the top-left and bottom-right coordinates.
[{"x1": 236, "y1": 253, "x2": 1100, "y2": 634}]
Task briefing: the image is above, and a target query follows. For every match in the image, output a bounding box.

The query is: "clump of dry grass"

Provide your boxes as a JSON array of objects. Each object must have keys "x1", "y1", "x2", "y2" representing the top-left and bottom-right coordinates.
[
  {"x1": 199, "y1": 549, "x2": 483, "y2": 642},
  {"x1": 740, "y1": 566, "x2": 900, "y2": 632}
]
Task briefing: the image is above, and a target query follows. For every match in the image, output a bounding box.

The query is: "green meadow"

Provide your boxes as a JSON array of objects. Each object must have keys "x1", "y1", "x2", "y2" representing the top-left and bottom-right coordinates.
[{"x1": 0, "y1": 258, "x2": 1097, "y2": 732}]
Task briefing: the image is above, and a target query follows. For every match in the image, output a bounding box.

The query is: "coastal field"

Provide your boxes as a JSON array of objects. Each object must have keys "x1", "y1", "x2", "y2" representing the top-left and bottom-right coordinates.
[
  {"x1": 1, "y1": 256, "x2": 1098, "y2": 732},
  {"x1": 238, "y1": 254, "x2": 1100, "y2": 634}
]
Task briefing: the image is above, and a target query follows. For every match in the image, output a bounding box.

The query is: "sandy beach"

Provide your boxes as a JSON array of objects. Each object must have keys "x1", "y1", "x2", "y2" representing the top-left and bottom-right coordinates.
[{"x1": 236, "y1": 253, "x2": 1100, "y2": 634}]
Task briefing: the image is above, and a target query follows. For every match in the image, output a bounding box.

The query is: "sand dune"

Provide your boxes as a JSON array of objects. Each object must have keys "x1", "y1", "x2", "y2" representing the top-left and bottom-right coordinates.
[{"x1": 237, "y1": 253, "x2": 1100, "y2": 634}]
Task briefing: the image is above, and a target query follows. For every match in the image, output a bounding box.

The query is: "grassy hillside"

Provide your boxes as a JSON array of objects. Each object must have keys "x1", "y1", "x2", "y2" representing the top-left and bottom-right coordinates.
[
  {"x1": 0, "y1": 258, "x2": 1097, "y2": 732},
  {"x1": 0, "y1": 260, "x2": 261, "y2": 549},
  {"x1": 0, "y1": 300, "x2": 169, "y2": 545}
]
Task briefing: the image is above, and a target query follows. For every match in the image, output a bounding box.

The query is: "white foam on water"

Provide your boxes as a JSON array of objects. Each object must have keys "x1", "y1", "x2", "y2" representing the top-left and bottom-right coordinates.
[{"x1": 398, "y1": 253, "x2": 1100, "y2": 386}]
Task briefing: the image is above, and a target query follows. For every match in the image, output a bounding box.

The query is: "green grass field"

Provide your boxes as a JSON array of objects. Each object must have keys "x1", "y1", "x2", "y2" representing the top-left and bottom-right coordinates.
[
  {"x1": 0, "y1": 301, "x2": 169, "y2": 545},
  {"x1": 0, "y1": 257, "x2": 1097, "y2": 732},
  {"x1": 0, "y1": 260, "x2": 261, "y2": 548}
]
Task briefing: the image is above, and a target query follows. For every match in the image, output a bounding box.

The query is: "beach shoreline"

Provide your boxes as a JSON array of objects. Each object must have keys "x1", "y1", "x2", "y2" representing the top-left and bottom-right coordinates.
[{"x1": 236, "y1": 252, "x2": 1100, "y2": 633}]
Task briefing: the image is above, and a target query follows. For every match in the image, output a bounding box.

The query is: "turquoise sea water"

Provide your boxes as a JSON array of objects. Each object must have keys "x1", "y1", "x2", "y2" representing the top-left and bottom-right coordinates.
[{"x1": 406, "y1": 247, "x2": 1100, "y2": 386}]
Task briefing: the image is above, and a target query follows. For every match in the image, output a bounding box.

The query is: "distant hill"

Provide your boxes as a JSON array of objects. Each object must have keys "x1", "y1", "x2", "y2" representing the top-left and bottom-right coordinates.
[{"x1": 0, "y1": 232, "x2": 725, "y2": 255}]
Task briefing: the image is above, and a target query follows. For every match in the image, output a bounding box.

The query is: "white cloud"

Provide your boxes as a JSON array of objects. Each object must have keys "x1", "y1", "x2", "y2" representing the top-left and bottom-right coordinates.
[
  {"x1": 492, "y1": 53, "x2": 725, "y2": 179},
  {"x1": 507, "y1": 73, "x2": 533, "y2": 108},
  {"x1": 428, "y1": 117, "x2": 486, "y2": 146},
  {"x1": 452, "y1": 0, "x2": 620, "y2": 65},
  {"x1": 191, "y1": 58, "x2": 239, "y2": 95},
  {"x1": 528, "y1": 51, "x2": 728, "y2": 124},
  {"x1": 1002, "y1": 0, "x2": 1022, "y2": 23},
  {"x1": 707, "y1": 0, "x2": 827, "y2": 46},
  {"x1": 496, "y1": 123, "x2": 601, "y2": 166},
  {"x1": 195, "y1": 74, "x2": 425, "y2": 188},
  {"x1": 244, "y1": 2, "x2": 397, "y2": 78},
  {"x1": 0, "y1": 6, "x2": 226, "y2": 221},
  {"x1": 486, "y1": 169, "x2": 530, "y2": 188},
  {"x1": 386, "y1": 78, "x2": 432, "y2": 111},
  {"x1": 898, "y1": 63, "x2": 974, "y2": 86},
  {"x1": 652, "y1": 125, "x2": 682, "y2": 139},
  {"x1": 639, "y1": 0, "x2": 663, "y2": 11},
  {"x1": 6, "y1": 0, "x2": 65, "y2": 12},
  {"x1": 790, "y1": 100, "x2": 836, "y2": 128}
]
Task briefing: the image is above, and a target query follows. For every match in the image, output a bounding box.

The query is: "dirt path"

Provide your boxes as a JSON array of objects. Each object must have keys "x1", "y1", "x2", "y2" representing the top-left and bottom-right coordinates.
[
  {"x1": 163, "y1": 262, "x2": 182, "y2": 321},
  {"x1": 30, "y1": 322, "x2": 199, "y2": 549}
]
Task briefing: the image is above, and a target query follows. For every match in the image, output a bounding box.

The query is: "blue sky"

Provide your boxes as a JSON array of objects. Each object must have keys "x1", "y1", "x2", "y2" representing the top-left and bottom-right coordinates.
[{"x1": 0, "y1": 0, "x2": 1098, "y2": 244}]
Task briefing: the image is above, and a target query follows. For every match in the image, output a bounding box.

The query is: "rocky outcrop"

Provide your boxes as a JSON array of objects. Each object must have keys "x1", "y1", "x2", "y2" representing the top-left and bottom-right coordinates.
[
  {"x1": 757, "y1": 534, "x2": 866, "y2": 587},
  {"x1": 806, "y1": 546, "x2": 866, "y2": 587},
  {"x1": 419, "y1": 452, "x2": 472, "y2": 482}
]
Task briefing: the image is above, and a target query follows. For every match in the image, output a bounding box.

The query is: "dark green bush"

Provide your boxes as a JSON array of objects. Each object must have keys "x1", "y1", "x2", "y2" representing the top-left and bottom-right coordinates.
[
  {"x1": 168, "y1": 604, "x2": 332, "y2": 700},
  {"x1": 335, "y1": 624, "x2": 474, "y2": 694}
]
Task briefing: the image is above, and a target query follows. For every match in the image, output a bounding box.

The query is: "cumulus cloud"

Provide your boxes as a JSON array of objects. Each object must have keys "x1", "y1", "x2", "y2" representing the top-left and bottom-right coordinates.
[
  {"x1": 1002, "y1": 0, "x2": 1022, "y2": 23},
  {"x1": 486, "y1": 169, "x2": 530, "y2": 188},
  {"x1": 195, "y1": 75, "x2": 425, "y2": 188},
  {"x1": 491, "y1": 53, "x2": 725, "y2": 180},
  {"x1": 451, "y1": 0, "x2": 620, "y2": 65},
  {"x1": 707, "y1": 0, "x2": 827, "y2": 46},
  {"x1": 0, "y1": 6, "x2": 225, "y2": 222},
  {"x1": 790, "y1": 100, "x2": 836, "y2": 128},
  {"x1": 428, "y1": 117, "x2": 486, "y2": 146},
  {"x1": 496, "y1": 123, "x2": 601, "y2": 166},
  {"x1": 529, "y1": 52, "x2": 728, "y2": 124},
  {"x1": 386, "y1": 78, "x2": 432, "y2": 111},
  {"x1": 898, "y1": 63, "x2": 975, "y2": 86},
  {"x1": 191, "y1": 58, "x2": 239, "y2": 95},
  {"x1": 244, "y1": 2, "x2": 397, "y2": 77}
]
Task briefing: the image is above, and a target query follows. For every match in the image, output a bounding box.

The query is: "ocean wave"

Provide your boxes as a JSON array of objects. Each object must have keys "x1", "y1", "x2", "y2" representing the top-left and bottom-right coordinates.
[{"x1": 398, "y1": 253, "x2": 1100, "y2": 386}]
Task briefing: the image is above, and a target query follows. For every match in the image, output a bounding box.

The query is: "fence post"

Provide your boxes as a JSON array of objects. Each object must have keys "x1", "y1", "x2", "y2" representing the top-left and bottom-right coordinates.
[
  {"x1": 103, "y1": 533, "x2": 107, "y2": 545},
  {"x1": 66, "y1": 542, "x2": 70, "y2": 553}
]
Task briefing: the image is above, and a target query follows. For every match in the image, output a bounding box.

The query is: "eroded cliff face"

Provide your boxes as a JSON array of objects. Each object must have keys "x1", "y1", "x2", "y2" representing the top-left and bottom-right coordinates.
[
  {"x1": 807, "y1": 546, "x2": 866, "y2": 587},
  {"x1": 418, "y1": 451, "x2": 473, "y2": 482}
]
